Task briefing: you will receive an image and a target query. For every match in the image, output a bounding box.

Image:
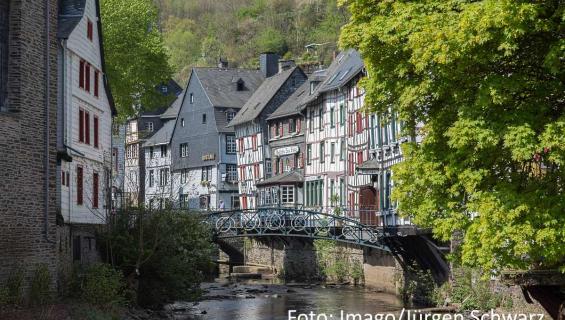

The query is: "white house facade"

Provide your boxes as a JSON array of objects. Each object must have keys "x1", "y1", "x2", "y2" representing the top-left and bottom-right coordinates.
[{"x1": 57, "y1": 0, "x2": 116, "y2": 226}]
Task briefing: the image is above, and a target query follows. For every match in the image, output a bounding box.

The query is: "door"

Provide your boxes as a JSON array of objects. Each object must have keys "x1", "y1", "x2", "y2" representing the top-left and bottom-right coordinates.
[{"x1": 359, "y1": 187, "x2": 378, "y2": 226}]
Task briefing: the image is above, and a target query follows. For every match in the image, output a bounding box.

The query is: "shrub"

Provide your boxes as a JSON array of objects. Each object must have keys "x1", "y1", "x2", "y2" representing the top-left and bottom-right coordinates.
[
  {"x1": 81, "y1": 263, "x2": 126, "y2": 307},
  {"x1": 29, "y1": 263, "x2": 52, "y2": 306},
  {"x1": 398, "y1": 263, "x2": 437, "y2": 307}
]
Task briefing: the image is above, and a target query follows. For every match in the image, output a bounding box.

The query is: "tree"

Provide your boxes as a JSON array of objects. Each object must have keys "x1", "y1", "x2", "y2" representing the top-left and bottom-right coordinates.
[
  {"x1": 340, "y1": 0, "x2": 564, "y2": 273},
  {"x1": 100, "y1": 0, "x2": 173, "y2": 119}
]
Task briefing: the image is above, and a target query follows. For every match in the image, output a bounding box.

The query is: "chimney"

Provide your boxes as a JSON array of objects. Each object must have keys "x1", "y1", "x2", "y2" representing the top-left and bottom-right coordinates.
[
  {"x1": 218, "y1": 57, "x2": 228, "y2": 68},
  {"x1": 260, "y1": 53, "x2": 279, "y2": 78},
  {"x1": 278, "y1": 60, "x2": 295, "y2": 72}
]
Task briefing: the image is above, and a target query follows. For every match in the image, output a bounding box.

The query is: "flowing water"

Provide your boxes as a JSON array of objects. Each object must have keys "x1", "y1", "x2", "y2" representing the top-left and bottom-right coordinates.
[{"x1": 175, "y1": 280, "x2": 404, "y2": 320}]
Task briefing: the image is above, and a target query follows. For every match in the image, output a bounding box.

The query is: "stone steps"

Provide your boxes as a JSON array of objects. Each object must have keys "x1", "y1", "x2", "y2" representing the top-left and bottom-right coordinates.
[{"x1": 232, "y1": 265, "x2": 273, "y2": 274}]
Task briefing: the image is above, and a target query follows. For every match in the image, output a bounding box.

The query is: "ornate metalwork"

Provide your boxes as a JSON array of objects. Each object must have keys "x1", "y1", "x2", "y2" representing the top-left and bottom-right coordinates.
[{"x1": 207, "y1": 208, "x2": 394, "y2": 251}]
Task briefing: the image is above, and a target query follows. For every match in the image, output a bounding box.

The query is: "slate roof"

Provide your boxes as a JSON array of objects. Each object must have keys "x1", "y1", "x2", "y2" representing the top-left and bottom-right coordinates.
[
  {"x1": 160, "y1": 92, "x2": 184, "y2": 120},
  {"x1": 356, "y1": 158, "x2": 381, "y2": 171},
  {"x1": 58, "y1": 0, "x2": 86, "y2": 39},
  {"x1": 267, "y1": 79, "x2": 309, "y2": 120},
  {"x1": 302, "y1": 49, "x2": 364, "y2": 105},
  {"x1": 256, "y1": 170, "x2": 304, "y2": 187},
  {"x1": 214, "y1": 107, "x2": 238, "y2": 133},
  {"x1": 228, "y1": 67, "x2": 300, "y2": 127},
  {"x1": 194, "y1": 68, "x2": 264, "y2": 109},
  {"x1": 143, "y1": 120, "x2": 175, "y2": 147}
]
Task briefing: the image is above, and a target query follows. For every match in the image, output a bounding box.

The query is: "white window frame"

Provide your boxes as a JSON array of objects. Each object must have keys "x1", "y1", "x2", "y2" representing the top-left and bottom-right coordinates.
[
  {"x1": 281, "y1": 185, "x2": 294, "y2": 204},
  {"x1": 180, "y1": 143, "x2": 188, "y2": 157},
  {"x1": 226, "y1": 135, "x2": 237, "y2": 154}
]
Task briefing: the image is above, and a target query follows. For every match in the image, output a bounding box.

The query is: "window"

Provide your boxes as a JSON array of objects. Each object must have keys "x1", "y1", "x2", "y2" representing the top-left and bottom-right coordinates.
[
  {"x1": 226, "y1": 164, "x2": 237, "y2": 182},
  {"x1": 180, "y1": 143, "x2": 188, "y2": 157},
  {"x1": 289, "y1": 118, "x2": 296, "y2": 133},
  {"x1": 190, "y1": 93, "x2": 194, "y2": 103},
  {"x1": 0, "y1": 3, "x2": 8, "y2": 112},
  {"x1": 339, "y1": 178, "x2": 345, "y2": 206},
  {"x1": 181, "y1": 118, "x2": 185, "y2": 127},
  {"x1": 236, "y1": 80, "x2": 244, "y2": 91},
  {"x1": 318, "y1": 107, "x2": 323, "y2": 131},
  {"x1": 340, "y1": 104, "x2": 345, "y2": 126},
  {"x1": 252, "y1": 134, "x2": 257, "y2": 151},
  {"x1": 340, "y1": 138, "x2": 345, "y2": 161},
  {"x1": 330, "y1": 107, "x2": 335, "y2": 127},
  {"x1": 62, "y1": 171, "x2": 66, "y2": 186},
  {"x1": 180, "y1": 194, "x2": 188, "y2": 209},
  {"x1": 161, "y1": 85, "x2": 168, "y2": 94},
  {"x1": 149, "y1": 146, "x2": 154, "y2": 159},
  {"x1": 226, "y1": 135, "x2": 236, "y2": 154},
  {"x1": 79, "y1": 60, "x2": 85, "y2": 89},
  {"x1": 113, "y1": 148, "x2": 118, "y2": 171},
  {"x1": 201, "y1": 166, "x2": 212, "y2": 182},
  {"x1": 227, "y1": 111, "x2": 236, "y2": 122},
  {"x1": 202, "y1": 113, "x2": 206, "y2": 124},
  {"x1": 180, "y1": 169, "x2": 188, "y2": 184},
  {"x1": 159, "y1": 168, "x2": 169, "y2": 186},
  {"x1": 92, "y1": 172, "x2": 99, "y2": 208},
  {"x1": 160, "y1": 145, "x2": 167, "y2": 157},
  {"x1": 330, "y1": 142, "x2": 335, "y2": 163},
  {"x1": 85, "y1": 63, "x2": 91, "y2": 92},
  {"x1": 281, "y1": 186, "x2": 294, "y2": 204},
  {"x1": 93, "y1": 116, "x2": 99, "y2": 148},
  {"x1": 149, "y1": 170, "x2": 154, "y2": 187},
  {"x1": 309, "y1": 110, "x2": 314, "y2": 133},
  {"x1": 79, "y1": 109, "x2": 84, "y2": 142},
  {"x1": 307, "y1": 144, "x2": 312, "y2": 165},
  {"x1": 76, "y1": 166, "x2": 83, "y2": 205},
  {"x1": 84, "y1": 110, "x2": 90, "y2": 144},
  {"x1": 265, "y1": 160, "x2": 272, "y2": 175},
  {"x1": 87, "y1": 19, "x2": 93, "y2": 41},
  {"x1": 231, "y1": 195, "x2": 240, "y2": 209},
  {"x1": 145, "y1": 122, "x2": 154, "y2": 132},
  {"x1": 320, "y1": 142, "x2": 325, "y2": 163},
  {"x1": 94, "y1": 70, "x2": 99, "y2": 97},
  {"x1": 357, "y1": 151, "x2": 364, "y2": 165}
]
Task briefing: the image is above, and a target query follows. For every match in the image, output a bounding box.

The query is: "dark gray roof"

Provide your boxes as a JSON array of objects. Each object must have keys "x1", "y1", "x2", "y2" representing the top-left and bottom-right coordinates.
[
  {"x1": 214, "y1": 107, "x2": 238, "y2": 133},
  {"x1": 143, "y1": 120, "x2": 175, "y2": 147},
  {"x1": 195, "y1": 68, "x2": 264, "y2": 109},
  {"x1": 267, "y1": 80, "x2": 310, "y2": 120},
  {"x1": 256, "y1": 170, "x2": 304, "y2": 187},
  {"x1": 228, "y1": 67, "x2": 299, "y2": 127},
  {"x1": 160, "y1": 92, "x2": 183, "y2": 120},
  {"x1": 58, "y1": 0, "x2": 86, "y2": 39},
  {"x1": 303, "y1": 49, "x2": 364, "y2": 105}
]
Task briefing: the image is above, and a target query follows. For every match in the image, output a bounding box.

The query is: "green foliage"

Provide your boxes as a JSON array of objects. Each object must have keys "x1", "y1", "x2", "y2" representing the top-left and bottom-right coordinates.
[
  {"x1": 81, "y1": 263, "x2": 126, "y2": 307},
  {"x1": 340, "y1": 0, "x2": 565, "y2": 273},
  {"x1": 397, "y1": 264, "x2": 436, "y2": 307},
  {"x1": 434, "y1": 268, "x2": 512, "y2": 311},
  {"x1": 29, "y1": 264, "x2": 52, "y2": 306},
  {"x1": 100, "y1": 0, "x2": 173, "y2": 119},
  {"x1": 101, "y1": 209, "x2": 214, "y2": 306},
  {"x1": 314, "y1": 240, "x2": 363, "y2": 283},
  {"x1": 157, "y1": 0, "x2": 349, "y2": 80},
  {"x1": 0, "y1": 269, "x2": 24, "y2": 306}
]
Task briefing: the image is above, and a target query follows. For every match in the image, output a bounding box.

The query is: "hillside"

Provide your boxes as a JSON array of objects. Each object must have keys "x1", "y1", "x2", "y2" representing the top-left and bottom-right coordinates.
[{"x1": 154, "y1": 0, "x2": 348, "y2": 83}]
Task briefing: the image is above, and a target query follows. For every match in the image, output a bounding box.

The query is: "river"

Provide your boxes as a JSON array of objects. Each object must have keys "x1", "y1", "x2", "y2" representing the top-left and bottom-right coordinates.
[{"x1": 171, "y1": 280, "x2": 404, "y2": 320}]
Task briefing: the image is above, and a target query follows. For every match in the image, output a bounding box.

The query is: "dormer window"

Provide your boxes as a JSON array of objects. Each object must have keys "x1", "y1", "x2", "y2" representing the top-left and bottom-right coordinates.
[
  {"x1": 236, "y1": 79, "x2": 245, "y2": 91},
  {"x1": 227, "y1": 111, "x2": 236, "y2": 122}
]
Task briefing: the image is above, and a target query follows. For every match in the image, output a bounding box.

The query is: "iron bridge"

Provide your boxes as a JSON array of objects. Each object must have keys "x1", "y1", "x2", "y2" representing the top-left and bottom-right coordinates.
[{"x1": 207, "y1": 208, "x2": 416, "y2": 251}]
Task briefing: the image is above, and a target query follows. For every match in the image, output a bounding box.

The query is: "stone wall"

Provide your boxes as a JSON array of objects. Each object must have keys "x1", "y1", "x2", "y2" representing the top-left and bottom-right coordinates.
[
  {"x1": 0, "y1": 0, "x2": 60, "y2": 297},
  {"x1": 243, "y1": 237, "x2": 401, "y2": 292}
]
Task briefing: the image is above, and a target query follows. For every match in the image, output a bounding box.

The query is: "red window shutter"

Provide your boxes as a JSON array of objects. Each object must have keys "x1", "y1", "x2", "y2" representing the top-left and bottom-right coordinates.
[
  {"x1": 94, "y1": 70, "x2": 99, "y2": 97},
  {"x1": 93, "y1": 116, "x2": 99, "y2": 148},
  {"x1": 87, "y1": 19, "x2": 93, "y2": 41},
  {"x1": 79, "y1": 60, "x2": 85, "y2": 88},
  {"x1": 85, "y1": 111, "x2": 90, "y2": 144},
  {"x1": 242, "y1": 195, "x2": 247, "y2": 209},
  {"x1": 93, "y1": 172, "x2": 99, "y2": 208},
  {"x1": 77, "y1": 166, "x2": 83, "y2": 205},
  {"x1": 356, "y1": 112, "x2": 362, "y2": 133},
  {"x1": 357, "y1": 151, "x2": 363, "y2": 165},
  {"x1": 79, "y1": 109, "x2": 84, "y2": 142},
  {"x1": 252, "y1": 135, "x2": 257, "y2": 151},
  {"x1": 296, "y1": 118, "x2": 301, "y2": 133},
  {"x1": 85, "y1": 63, "x2": 91, "y2": 92},
  {"x1": 349, "y1": 154, "x2": 354, "y2": 174}
]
